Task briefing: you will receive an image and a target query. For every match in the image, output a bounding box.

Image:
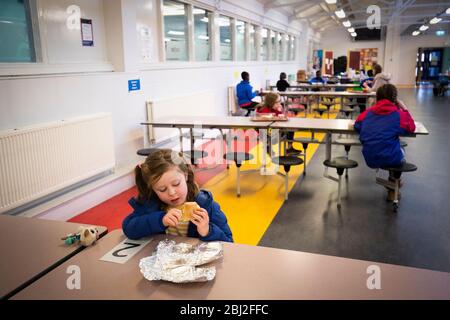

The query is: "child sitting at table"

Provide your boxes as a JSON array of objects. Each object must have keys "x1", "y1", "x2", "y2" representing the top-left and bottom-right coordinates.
[
  {"x1": 258, "y1": 92, "x2": 301, "y2": 155},
  {"x1": 354, "y1": 84, "x2": 415, "y2": 201},
  {"x1": 276, "y1": 72, "x2": 291, "y2": 92},
  {"x1": 122, "y1": 149, "x2": 233, "y2": 242}
]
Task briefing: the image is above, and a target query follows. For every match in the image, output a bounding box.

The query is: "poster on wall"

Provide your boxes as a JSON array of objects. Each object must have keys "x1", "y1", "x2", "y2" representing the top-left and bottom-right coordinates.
[
  {"x1": 313, "y1": 50, "x2": 323, "y2": 71},
  {"x1": 81, "y1": 19, "x2": 94, "y2": 46},
  {"x1": 324, "y1": 51, "x2": 333, "y2": 75},
  {"x1": 360, "y1": 48, "x2": 378, "y2": 71}
]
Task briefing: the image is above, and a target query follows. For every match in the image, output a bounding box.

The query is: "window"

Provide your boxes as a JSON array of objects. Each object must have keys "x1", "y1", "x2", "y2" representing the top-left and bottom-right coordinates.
[
  {"x1": 193, "y1": 7, "x2": 211, "y2": 61},
  {"x1": 278, "y1": 33, "x2": 283, "y2": 61},
  {"x1": 236, "y1": 20, "x2": 246, "y2": 61},
  {"x1": 163, "y1": 0, "x2": 188, "y2": 61},
  {"x1": 261, "y1": 28, "x2": 268, "y2": 61},
  {"x1": 219, "y1": 15, "x2": 232, "y2": 61},
  {"x1": 290, "y1": 36, "x2": 296, "y2": 60},
  {"x1": 249, "y1": 24, "x2": 257, "y2": 61},
  {"x1": 270, "y1": 30, "x2": 277, "y2": 60},
  {"x1": 285, "y1": 34, "x2": 290, "y2": 62},
  {"x1": 0, "y1": 0, "x2": 36, "y2": 62}
]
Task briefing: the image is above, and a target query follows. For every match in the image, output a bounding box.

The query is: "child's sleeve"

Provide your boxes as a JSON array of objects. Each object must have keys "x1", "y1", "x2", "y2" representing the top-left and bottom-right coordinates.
[
  {"x1": 122, "y1": 199, "x2": 167, "y2": 240},
  {"x1": 248, "y1": 84, "x2": 257, "y2": 100},
  {"x1": 200, "y1": 200, "x2": 233, "y2": 243},
  {"x1": 354, "y1": 109, "x2": 368, "y2": 133},
  {"x1": 398, "y1": 109, "x2": 416, "y2": 134}
]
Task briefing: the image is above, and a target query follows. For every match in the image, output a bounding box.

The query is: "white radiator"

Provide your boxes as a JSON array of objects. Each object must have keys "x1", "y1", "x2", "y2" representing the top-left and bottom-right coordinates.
[{"x1": 0, "y1": 113, "x2": 115, "y2": 214}]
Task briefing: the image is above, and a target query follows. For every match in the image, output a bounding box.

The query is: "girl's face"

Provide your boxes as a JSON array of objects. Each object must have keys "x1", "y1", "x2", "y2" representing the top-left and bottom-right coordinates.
[
  {"x1": 273, "y1": 95, "x2": 282, "y2": 110},
  {"x1": 152, "y1": 168, "x2": 188, "y2": 207}
]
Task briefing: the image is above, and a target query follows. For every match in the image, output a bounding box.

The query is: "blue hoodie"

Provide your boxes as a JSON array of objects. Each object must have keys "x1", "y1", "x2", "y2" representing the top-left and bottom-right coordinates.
[
  {"x1": 122, "y1": 190, "x2": 233, "y2": 242},
  {"x1": 236, "y1": 80, "x2": 257, "y2": 106},
  {"x1": 354, "y1": 99, "x2": 415, "y2": 168}
]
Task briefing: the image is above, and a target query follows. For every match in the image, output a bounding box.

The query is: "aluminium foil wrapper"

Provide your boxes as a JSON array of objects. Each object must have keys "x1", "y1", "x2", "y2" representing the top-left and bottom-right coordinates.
[{"x1": 139, "y1": 239, "x2": 223, "y2": 283}]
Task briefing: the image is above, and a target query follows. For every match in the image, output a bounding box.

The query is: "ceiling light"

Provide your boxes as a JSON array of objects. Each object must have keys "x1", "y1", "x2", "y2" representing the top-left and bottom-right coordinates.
[
  {"x1": 343, "y1": 20, "x2": 351, "y2": 27},
  {"x1": 430, "y1": 17, "x2": 442, "y2": 24},
  {"x1": 351, "y1": 32, "x2": 357, "y2": 37},
  {"x1": 335, "y1": 9, "x2": 345, "y2": 18},
  {"x1": 412, "y1": 31, "x2": 420, "y2": 36},
  {"x1": 419, "y1": 25, "x2": 429, "y2": 31},
  {"x1": 436, "y1": 30, "x2": 445, "y2": 36},
  {"x1": 325, "y1": 0, "x2": 337, "y2": 4},
  {"x1": 348, "y1": 27, "x2": 355, "y2": 33},
  {"x1": 446, "y1": 8, "x2": 450, "y2": 14}
]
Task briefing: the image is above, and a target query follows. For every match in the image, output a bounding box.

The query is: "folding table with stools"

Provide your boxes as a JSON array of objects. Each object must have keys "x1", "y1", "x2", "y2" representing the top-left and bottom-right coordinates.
[
  {"x1": 272, "y1": 155, "x2": 304, "y2": 200},
  {"x1": 376, "y1": 162, "x2": 418, "y2": 212},
  {"x1": 334, "y1": 138, "x2": 361, "y2": 177},
  {"x1": 292, "y1": 135, "x2": 319, "y2": 175},
  {"x1": 323, "y1": 158, "x2": 359, "y2": 208}
]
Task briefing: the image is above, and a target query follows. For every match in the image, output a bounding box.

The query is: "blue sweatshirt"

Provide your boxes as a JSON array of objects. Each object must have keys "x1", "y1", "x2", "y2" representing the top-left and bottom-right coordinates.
[
  {"x1": 354, "y1": 99, "x2": 416, "y2": 168},
  {"x1": 236, "y1": 80, "x2": 257, "y2": 106},
  {"x1": 122, "y1": 190, "x2": 233, "y2": 242}
]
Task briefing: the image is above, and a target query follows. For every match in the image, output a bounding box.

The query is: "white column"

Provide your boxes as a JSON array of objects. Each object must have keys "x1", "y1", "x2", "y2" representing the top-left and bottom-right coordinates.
[{"x1": 103, "y1": 0, "x2": 139, "y2": 72}]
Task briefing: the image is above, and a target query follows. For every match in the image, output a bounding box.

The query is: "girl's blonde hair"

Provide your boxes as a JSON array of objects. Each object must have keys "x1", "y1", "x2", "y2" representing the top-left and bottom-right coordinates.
[
  {"x1": 258, "y1": 92, "x2": 279, "y2": 112},
  {"x1": 135, "y1": 149, "x2": 199, "y2": 206}
]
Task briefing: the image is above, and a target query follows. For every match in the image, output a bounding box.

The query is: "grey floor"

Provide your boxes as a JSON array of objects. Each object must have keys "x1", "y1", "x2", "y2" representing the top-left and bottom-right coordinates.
[{"x1": 259, "y1": 88, "x2": 450, "y2": 273}]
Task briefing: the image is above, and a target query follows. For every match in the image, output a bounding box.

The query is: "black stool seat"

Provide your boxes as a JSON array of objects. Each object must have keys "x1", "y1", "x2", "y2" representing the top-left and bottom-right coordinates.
[
  {"x1": 223, "y1": 152, "x2": 254, "y2": 164},
  {"x1": 335, "y1": 138, "x2": 361, "y2": 146},
  {"x1": 272, "y1": 156, "x2": 304, "y2": 166},
  {"x1": 400, "y1": 140, "x2": 408, "y2": 148},
  {"x1": 323, "y1": 158, "x2": 358, "y2": 169},
  {"x1": 381, "y1": 162, "x2": 417, "y2": 173},
  {"x1": 137, "y1": 148, "x2": 159, "y2": 156},
  {"x1": 182, "y1": 131, "x2": 204, "y2": 139},
  {"x1": 183, "y1": 150, "x2": 208, "y2": 160},
  {"x1": 340, "y1": 106, "x2": 356, "y2": 113},
  {"x1": 293, "y1": 137, "x2": 319, "y2": 144},
  {"x1": 313, "y1": 106, "x2": 328, "y2": 112}
]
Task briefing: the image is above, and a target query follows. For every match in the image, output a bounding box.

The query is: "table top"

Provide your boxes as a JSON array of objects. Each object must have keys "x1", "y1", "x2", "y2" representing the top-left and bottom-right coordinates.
[
  {"x1": 142, "y1": 116, "x2": 273, "y2": 129},
  {"x1": 263, "y1": 90, "x2": 375, "y2": 98},
  {"x1": 413, "y1": 121, "x2": 429, "y2": 135},
  {"x1": 270, "y1": 118, "x2": 356, "y2": 134},
  {"x1": 0, "y1": 214, "x2": 107, "y2": 299},
  {"x1": 270, "y1": 83, "x2": 360, "y2": 89},
  {"x1": 141, "y1": 116, "x2": 428, "y2": 136},
  {"x1": 270, "y1": 118, "x2": 428, "y2": 136},
  {"x1": 12, "y1": 230, "x2": 450, "y2": 300}
]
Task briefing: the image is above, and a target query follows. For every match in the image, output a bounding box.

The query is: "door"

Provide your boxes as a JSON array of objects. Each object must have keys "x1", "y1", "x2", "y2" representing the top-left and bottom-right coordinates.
[{"x1": 417, "y1": 48, "x2": 444, "y2": 82}]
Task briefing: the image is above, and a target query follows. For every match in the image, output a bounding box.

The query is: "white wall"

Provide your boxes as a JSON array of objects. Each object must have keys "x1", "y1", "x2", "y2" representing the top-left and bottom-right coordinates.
[{"x1": 0, "y1": 0, "x2": 308, "y2": 218}]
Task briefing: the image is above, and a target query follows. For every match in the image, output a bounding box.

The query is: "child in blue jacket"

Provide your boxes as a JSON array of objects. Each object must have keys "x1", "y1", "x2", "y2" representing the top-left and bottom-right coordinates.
[
  {"x1": 122, "y1": 149, "x2": 233, "y2": 242},
  {"x1": 354, "y1": 83, "x2": 415, "y2": 169}
]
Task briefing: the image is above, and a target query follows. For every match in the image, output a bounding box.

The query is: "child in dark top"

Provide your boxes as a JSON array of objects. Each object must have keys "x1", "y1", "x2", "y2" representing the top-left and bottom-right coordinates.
[
  {"x1": 276, "y1": 72, "x2": 290, "y2": 92},
  {"x1": 122, "y1": 149, "x2": 233, "y2": 242}
]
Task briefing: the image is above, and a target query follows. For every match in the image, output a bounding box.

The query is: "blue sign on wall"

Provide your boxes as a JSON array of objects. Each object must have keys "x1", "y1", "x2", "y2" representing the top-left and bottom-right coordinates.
[{"x1": 128, "y1": 79, "x2": 141, "y2": 92}]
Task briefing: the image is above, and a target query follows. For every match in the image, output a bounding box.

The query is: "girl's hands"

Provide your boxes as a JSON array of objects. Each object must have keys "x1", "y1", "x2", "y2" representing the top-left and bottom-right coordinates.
[
  {"x1": 191, "y1": 208, "x2": 210, "y2": 237},
  {"x1": 162, "y1": 208, "x2": 182, "y2": 227}
]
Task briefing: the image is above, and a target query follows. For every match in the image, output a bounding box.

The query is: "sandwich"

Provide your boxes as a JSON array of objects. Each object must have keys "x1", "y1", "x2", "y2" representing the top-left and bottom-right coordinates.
[{"x1": 171, "y1": 202, "x2": 200, "y2": 222}]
